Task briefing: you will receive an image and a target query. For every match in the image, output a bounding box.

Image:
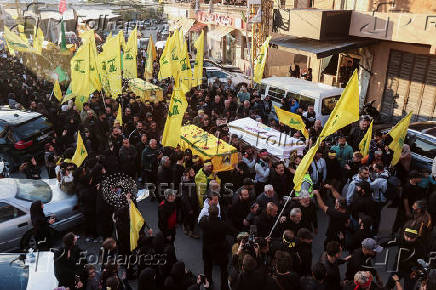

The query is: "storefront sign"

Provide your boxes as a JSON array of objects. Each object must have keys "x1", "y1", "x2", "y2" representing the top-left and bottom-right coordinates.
[
  {"x1": 349, "y1": 11, "x2": 436, "y2": 49},
  {"x1": 196, "y1": 11, "x2": 245, "y2": 29}
]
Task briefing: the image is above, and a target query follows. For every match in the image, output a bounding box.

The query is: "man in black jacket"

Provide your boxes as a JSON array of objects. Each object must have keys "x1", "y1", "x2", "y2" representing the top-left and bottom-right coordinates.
[
  {"x1": 229, "y1": 188, "x2": 252, "y2": 231},
  {"x1": 345, "y1": 238, "x2": 382, "y2": 282},
  {"x1": 348, "y1": 115, "x2": 370, "y2": 151},
  {"x1": 199, "y1": 205, "x2": 236, "y2": 290},
  {"x1": 269, "y1": 161, "x2": 293, "y2": 199},
  {"x1": 119, "y1": 138, "x2": 137, "y2": 178}
]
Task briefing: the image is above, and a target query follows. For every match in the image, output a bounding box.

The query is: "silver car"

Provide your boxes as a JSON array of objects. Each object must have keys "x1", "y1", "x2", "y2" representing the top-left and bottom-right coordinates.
[{"x1": 0, "y1": 178, "x2": 83, "y2": 252}]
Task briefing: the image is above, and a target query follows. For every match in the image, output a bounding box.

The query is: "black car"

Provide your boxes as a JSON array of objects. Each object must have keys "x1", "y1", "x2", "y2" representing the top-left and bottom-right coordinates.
[{"x1": 0, "y1": 107, "x2": 54, "y2": 170}]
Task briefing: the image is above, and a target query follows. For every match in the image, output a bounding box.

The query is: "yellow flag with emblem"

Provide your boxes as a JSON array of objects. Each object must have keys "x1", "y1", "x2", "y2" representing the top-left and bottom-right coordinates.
[
  {"x1": 158, "y1": 33, "x2": 173, "y2": 80},
  {"x1": 33, "y1": 26, "x2": 44, "y2": 54},
  {"x1": 81, "y1": 30, "x2": 102, "y2": 92},
  {"x1": 162, "y1": 83, "x2": 188, "y2": 147},
  {"x1": 97, "y1": 49, "x2": 111, "y2": 95},
  {"x1": 18, "y1": 25, "x2": 28, "y2": 44},
  {"x1": 359, "y1": 120, "x2": 373, "y2": 157},
  {"x1": 318, "y1": 69, "x2": 360, "y2": 137},
  {"x1": 72, "y1": 131, "x2": 88, "y2": 167},
  {"x1": 388, "y1": 112, "x2": 412, "y2": 166},
  {"x1": 129, "y1": 200, "x2": 144, "y2": 251},
  {"x1": 274, "y1": 105, "x2": 309, "y2": 139},
  {"x1": 53, "y1": 80, "x2": 63, "y2": 102},
  {"x1": 170, "y1": 30, "x2": 182, "y2": 76},
  {"x1": 253, "y1": 36, "x2": 271, "y2": 84},
  {"x1": 177, "y1": 39, "x2": 192, "y2": 94},
  {"x1": 192, "y1": 31, "x2": 204, "y2": 88},
  {"x1": 70, "y1": 40, "x2": 92, "y2": 110},
  {"x1": 123, "y1": 27, "x2": 138, "y2": 79},
  {"x1": 293, "y1": 69, "x2": 360, "y2": 191},
  {"x1": 102, "y1": 35, "x2": 122, "y2": 98},
  {"x1": 118, "y1": 30, "x2": 127, "y2": 51},
  {"x1": 116, "y1": 104, "x2": 123, "y2": 126},
  {"x1": 144, "y1": 35, "x2": 157, "y2": 80},
  {"x1": 3, "y1": 26, "x2": 34, "y2": 53}
]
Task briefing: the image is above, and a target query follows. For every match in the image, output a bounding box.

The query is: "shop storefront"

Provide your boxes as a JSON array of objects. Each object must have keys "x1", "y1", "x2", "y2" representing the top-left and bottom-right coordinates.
[{"x1": 196, "y1": 11, "x2": 249, "y2": 70}]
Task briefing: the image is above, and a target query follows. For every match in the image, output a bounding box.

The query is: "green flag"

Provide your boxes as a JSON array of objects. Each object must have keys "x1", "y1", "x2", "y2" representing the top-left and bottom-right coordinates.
[
  {"x1": 60, "y1": 19, "x2": 66, "y2": 50},
  {"x1": 55, "y1": 65, "x2": 69, "y2": 82}
]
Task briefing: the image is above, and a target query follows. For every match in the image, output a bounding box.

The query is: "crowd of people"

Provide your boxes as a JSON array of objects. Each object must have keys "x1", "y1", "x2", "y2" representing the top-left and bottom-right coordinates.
[{"x1": 1, "y1": 40, "x2": 436, "y2": 290}]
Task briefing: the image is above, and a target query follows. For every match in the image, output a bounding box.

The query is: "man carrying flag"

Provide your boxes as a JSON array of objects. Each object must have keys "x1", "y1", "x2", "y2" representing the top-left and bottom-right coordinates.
[{"x1": 293, "y1": 69, "x2": 360, "y2": 192}]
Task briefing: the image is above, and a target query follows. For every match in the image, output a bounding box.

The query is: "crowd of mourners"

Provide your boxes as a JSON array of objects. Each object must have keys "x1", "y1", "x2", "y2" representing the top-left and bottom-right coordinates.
[{"x1": 1, "y1": 44, "x2": 436, "y2": 290}]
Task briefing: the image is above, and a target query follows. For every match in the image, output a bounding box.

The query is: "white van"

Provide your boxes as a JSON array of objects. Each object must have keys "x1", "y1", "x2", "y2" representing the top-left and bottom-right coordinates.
[{"x1": 259, "y1": 77, "x2": 344, "y2": 125}]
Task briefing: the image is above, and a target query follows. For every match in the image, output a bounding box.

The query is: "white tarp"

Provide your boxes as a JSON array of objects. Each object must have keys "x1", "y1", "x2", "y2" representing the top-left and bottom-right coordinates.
[{"x1": 228, "y1": 117, "x2": 306, "y2": 160}]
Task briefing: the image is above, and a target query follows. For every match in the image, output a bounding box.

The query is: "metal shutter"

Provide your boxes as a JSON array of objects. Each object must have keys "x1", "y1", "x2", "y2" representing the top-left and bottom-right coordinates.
[{"x1": 380, "y1": 49, "x2": 436, "y2": 122}]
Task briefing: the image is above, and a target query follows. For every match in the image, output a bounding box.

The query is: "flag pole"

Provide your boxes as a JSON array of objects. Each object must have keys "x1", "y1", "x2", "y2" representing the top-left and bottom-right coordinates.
[{"x1": 267, "y1": 189, "x2": 294, "y2": 238}]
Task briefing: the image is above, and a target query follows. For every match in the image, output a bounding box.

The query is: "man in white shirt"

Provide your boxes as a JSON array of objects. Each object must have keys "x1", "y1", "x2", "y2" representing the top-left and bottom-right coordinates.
[{"x1": 198, "y1": 191, "x2": 221, "y2": 223}]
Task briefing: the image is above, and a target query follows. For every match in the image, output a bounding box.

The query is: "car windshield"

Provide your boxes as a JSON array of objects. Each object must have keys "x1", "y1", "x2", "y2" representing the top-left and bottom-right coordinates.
[
  {"x1": 13, "y1": 117, "x2": 51, "y2": 140},
  {"x1": 15, "y1": 179, "x2": 52, "y2": 203},
  {"x1": 0, "y1": 254, "x2": 28, "y2": 290}
]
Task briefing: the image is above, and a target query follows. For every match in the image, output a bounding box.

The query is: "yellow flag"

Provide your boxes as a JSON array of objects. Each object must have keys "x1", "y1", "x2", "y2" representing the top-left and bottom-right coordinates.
[
  {"x1": 162, "y1": 86, "x2": 188, "y2": 147},
  {"x1": 82, "y1": 30, "x2": 102, "y2": 92},
  {"x1": 118, "y1": 30, "x2": 127, "y2": 51},
  {"x1": 170, "y1": 30, "x2": 182, "y2": 76},
  {"x1": 274, "y1": 105, "x2": 309, "y2": 139},
  {"x1": 123, "y1": 27, "x2": 138, "y2": 79},
  {"x1": 97, "y1": 49, "x2": 111, "y2": 95},
  {"x1": 129, "y1": 200, "x2": 144, "y2": 251},
  {"x1": 53, "y1": 80, "x2": 63, "y2": 102},
  {"x1": 359, "y1": 120, "x2": 373, "y2": 157},
  {"x1": 18, "y1": 25, "x2": 28, "y2": 44},
  {"x1": 116, "y1": 104, "x2": 123, "y2": 126},
  {"x1": 144, "y1": 35, "x2": 157, "y2": 80},
  {"x1": 318, "y1": 70, "x2": 360, "y2": 138},
  {"x1": 70, "y1": 40, "x2": 92, "y2": 110},
  {"x1": 72, "y1": 131, "x2": 88, "y2": 167},
  {"x1": 158, "y1": 33, "x2": 173, "y2": 80},
  {"x1": 33, "y1": 26, "x2": 44, "y2": 54},
  {"x1": 388, "y1": 112, "x2": 412, "y2": 166},
  {"x1": 178, "y1": 39, "x2": 192, "y2": 94},
  {"x1": 3, "y1": 26, "x2": 34, "y2": 53},
  {"x1": 193, "y1": 31, "x2": 204, "y2": 88},
  {"x1": 102, "y1": 35, "x2": 122, "y2": 98},
  {"x1": 253, "y1": 36, "x2": 271, "y2": 84},
  {"x1": 293, "y1": 69, "x2": 360, "y2": 191}
]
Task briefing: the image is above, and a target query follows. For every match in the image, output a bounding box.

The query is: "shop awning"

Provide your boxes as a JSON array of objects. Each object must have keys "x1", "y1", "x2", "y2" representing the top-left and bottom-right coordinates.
[
  {"x1": 270, "y1": 36, "x2": 376, "y2": 59},
  {"x1": 208, "y1": 26, "x2": 235, "y2": 41},
  {"x1": 189, "y1": 22, "x2": 207, "y2": 33}
]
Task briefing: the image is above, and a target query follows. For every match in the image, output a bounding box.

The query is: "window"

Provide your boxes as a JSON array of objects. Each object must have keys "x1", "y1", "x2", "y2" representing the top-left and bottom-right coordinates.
[
  {"x1": 207, "y1": 70, "x2": 228, "y2": 79},
  {"x1": 409, "y1": 136, "x2": 436, "y2": 159},
  {"x1": 14, "y1": 179, "x2": 52, "y2": 203},
  {"x1": 285, "y1": 92, "x2": 315, "y2": 110},
  {"x1": 0, "y1": 202, "x2": 25, "y2": 223},
  {"x1": 13, "y1": 117, "x2": 51, "y2": 140},
  {"x1": 267, "y1": 87, "x2": 285, "y2": 104},
  {"x1": 321, "y1": 95, "x2": 341, "y2": 115}
]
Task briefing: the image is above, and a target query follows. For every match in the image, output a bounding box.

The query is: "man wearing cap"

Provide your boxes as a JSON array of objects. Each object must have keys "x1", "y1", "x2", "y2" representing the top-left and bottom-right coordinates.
[
  {"x1": 158, "y1": 189, "x2": 177, "y2": 243},
  {"x1": 331, "y1": 135, "x2": 354, "y2": 168},
  {"x1": 346, "y1": 238, "x2": 382, "y2": 282}
]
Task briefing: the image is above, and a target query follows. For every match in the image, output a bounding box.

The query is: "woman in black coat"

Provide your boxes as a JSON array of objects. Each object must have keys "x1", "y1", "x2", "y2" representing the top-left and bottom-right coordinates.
[
  {"x1": 30, "y1": 200, "x2": 54, "y2": 249},
  {"x1": 181, "y1": 168, "x2": 199, "y2": 238}
]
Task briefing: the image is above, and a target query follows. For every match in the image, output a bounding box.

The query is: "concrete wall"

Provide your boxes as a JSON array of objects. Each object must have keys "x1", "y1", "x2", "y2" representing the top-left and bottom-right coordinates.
[{"x1": 366, "y1": 41, "x2": 431, "y2": 109}]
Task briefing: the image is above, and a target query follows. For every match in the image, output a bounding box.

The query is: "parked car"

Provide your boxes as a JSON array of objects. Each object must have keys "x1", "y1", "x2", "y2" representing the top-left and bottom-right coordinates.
[
  {"x1": 401, "y1": 122, "x2": 435, "y2": 173},
  {"x1": 0, "y1": 178, "x2": 83, "y2": 252},
  {"x1": 258, "y1": 77, "x2": 344, "y2": 125},
  {"x1": 0, "y1": 107, "x2": 54, "y2": 170},
  {"x1": 0, "y1": 252, "x2": 58, "y2": 290},
  {"x1": 203, "y1": 67, "x2": 249, "y2": 89},
  {"x1": 190, "y1": 59, "x2": 242, "y2": 73}
]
